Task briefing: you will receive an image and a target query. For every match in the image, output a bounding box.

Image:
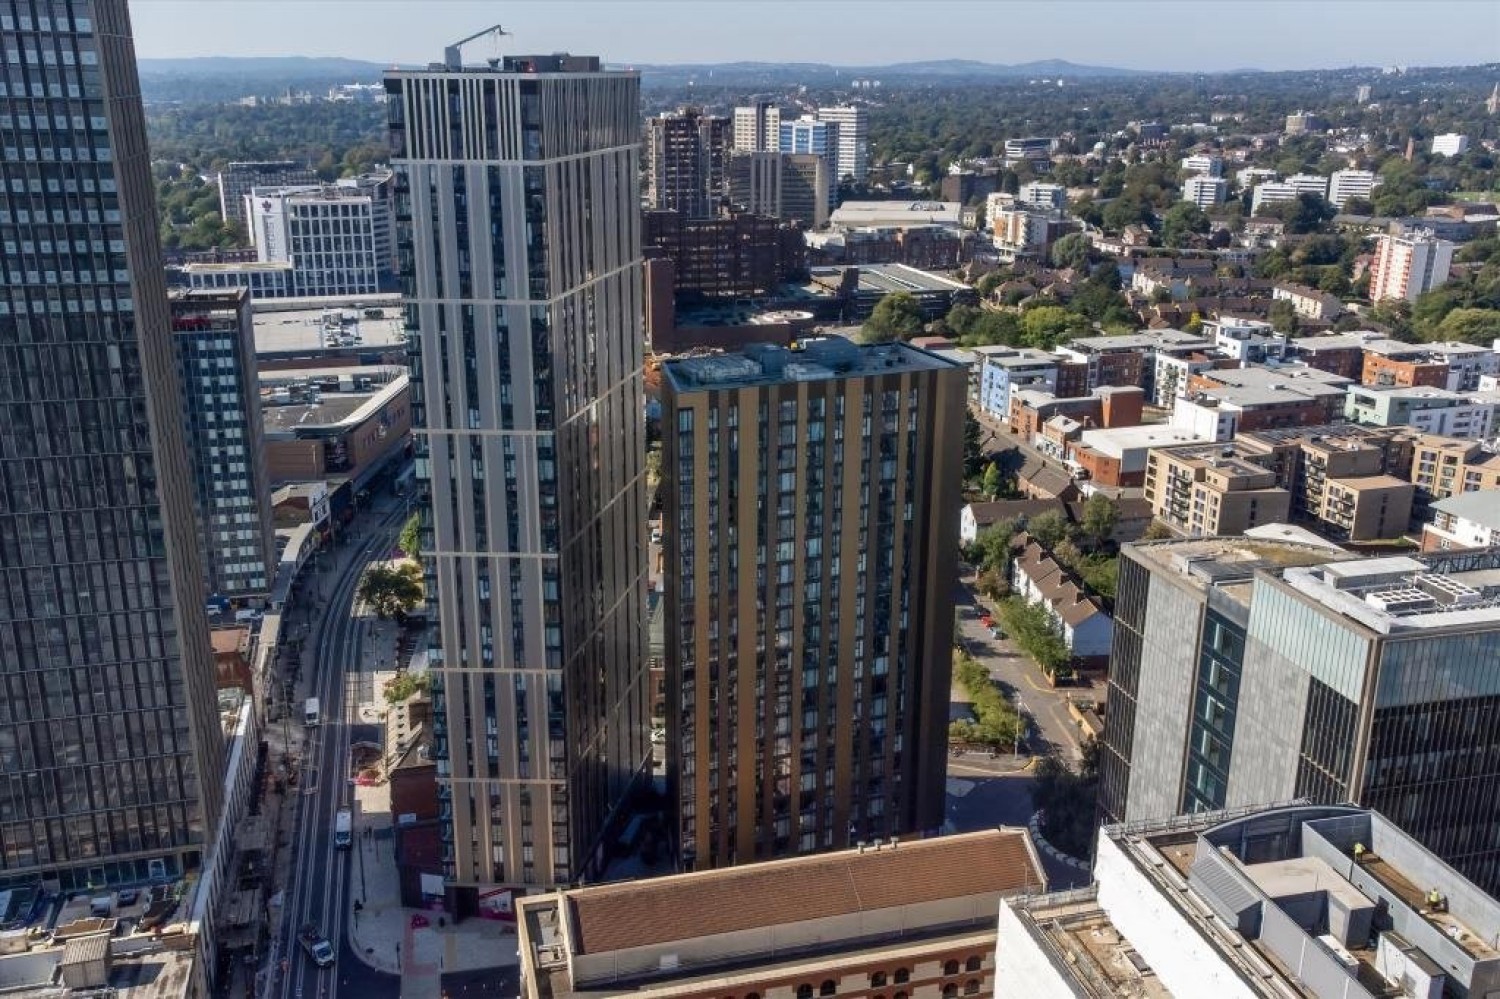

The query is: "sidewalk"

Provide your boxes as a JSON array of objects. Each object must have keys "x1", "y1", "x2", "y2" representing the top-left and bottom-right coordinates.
[{"x1": 344, "y1": 623, "x2": 519, "y2": 998}]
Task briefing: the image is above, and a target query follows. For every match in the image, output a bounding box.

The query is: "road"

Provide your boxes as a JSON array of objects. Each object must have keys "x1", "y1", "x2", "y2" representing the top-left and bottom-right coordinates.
[
  {"x1": 952, "y1": 571, "x2": 1093, "y2": 765},
  {"x1": 275, "y1": 502, "x2": 407, "y2": 999}
]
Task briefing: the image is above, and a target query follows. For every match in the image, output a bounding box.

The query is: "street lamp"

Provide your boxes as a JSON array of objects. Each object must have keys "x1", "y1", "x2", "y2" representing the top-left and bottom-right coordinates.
[{"x1": 1014, "y1": 697, "x2": 1027, "y2": 758}]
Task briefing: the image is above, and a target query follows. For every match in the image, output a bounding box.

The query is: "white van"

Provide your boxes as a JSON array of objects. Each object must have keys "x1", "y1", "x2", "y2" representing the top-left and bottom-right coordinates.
[{"x1": 304, "y1": 697, "x2": 320, "y2": 726}]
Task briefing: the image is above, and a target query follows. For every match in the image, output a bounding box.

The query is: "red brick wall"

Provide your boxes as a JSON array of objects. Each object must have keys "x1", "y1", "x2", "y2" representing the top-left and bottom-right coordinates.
[
  {"x1": 1234, "y1": 399, "x2": 1327, "y2": 432},
  {"x1": 1099, "y1": 391, "x2": 1143, "y2": 428},
  {"x1": 1074, "y1": 446, "x2": 1136, "y2": 487},
  {"x1": 1095, "y1": 352, "x2": 1144, "y2": 388},
  {"x1": 660, "y1": 946, "x2": 996, "y2": 999},
  {"x1": 1299, "y1": 346, "x2": 1363, "y2": 380},
  {"x1": 1361, "y1": 354, "x2": 1448, "y2": 388},
  {"x1": 390, "y1": 763, "x2": 440, "y2": 822}
]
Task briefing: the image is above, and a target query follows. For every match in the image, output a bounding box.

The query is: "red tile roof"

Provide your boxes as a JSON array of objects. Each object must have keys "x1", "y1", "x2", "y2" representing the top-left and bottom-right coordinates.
[{"x1": 566, "y1": 829, "x2": 1042, "y2": 955}]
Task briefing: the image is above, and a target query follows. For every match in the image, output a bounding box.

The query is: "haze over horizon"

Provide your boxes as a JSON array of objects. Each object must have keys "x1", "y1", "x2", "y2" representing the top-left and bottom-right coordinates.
[{"x1": 129, "y1": 0, "x2": 1500, "y2": 74}]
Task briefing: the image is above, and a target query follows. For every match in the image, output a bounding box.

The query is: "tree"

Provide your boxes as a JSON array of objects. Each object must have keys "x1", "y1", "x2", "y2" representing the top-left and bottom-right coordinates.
[
  {"x1": 981, "y1": 462, "x2": 1003, "y2": 499},
  {"x1": 972, "y1": 519, "x2": 1021, "y2": 591},
  {"x1": 1160, "y1": 201, "x2": 1210, "y2": 248},
  {"x1": 975, "y1": 271, "x2": 1006, "y2": 300},
  {"x1": 398, "y1": 513, "x2": 421, "y2": 558},
  {"x1": 1141, "y1": 519, "x2": 1175, "y2": 540},
  {"x1": 1050, "y1": 231, "x2": 1092, "y2": 270},
  {"x1": 995, "y1": 597, "x2": 1072, "y2": 677},
  {"x1": 1433, "y1": 307, "x2": 1500, "y2": 346},
  {"x1": 1020, "y1": 306, "x2": 1080, "y2": 348},
  {"x1": 1080, "y1": 493, "x2": 1119, "y2": 548},
  {"x1": 1027, "y1": 509, "x2": 1071, "y2": 550},
  {"x1": 963, "y1": 411, "x2": 984, "y2": 480},
  {"x1": 358, "y1": 563, "x2": 423, "y2": 620},
  {"x1": 1268, "y1": 299, "x2": 1300, "y2": 335},
  {"x1": 1031, "y1": 753, "x2": 1098, "y2": 858},
  {"x1": 860, "y1": 292, "x2": 925, "y2": 343}
]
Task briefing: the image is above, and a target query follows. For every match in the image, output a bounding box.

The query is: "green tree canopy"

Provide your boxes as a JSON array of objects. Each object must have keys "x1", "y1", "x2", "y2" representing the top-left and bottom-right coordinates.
[
  {"x1": 398, "y1": 513, "x2": 421, "y2": 558},
  {"x1": 1160, "y1": 201, "x2": 1210, "y2": 248},
  {"x1": 358, "y1": 563, "x2": 423, "y2": 620},
  {"x1": 1020, "y1": 306, "x2": 1084, "y2": 349},
  {"x1": 981, "y1": 462, "x2": 1003, "y2": 499},
  {"x1": 860, "y1": 292, "x2": 925, "y2": 343},
  {"x1": 1027, "y1": 509, "x2": 1072, "y2": 550},
  {"x1": 1433, "y1": 308, "x2": 1500, "y2": 345},
  {"x1": 1050, "y1": 231, "x2": 1093, "y2": 270},
  {"x1": 1080, "y1": 493, "x2": 1119, "y2": 548}
]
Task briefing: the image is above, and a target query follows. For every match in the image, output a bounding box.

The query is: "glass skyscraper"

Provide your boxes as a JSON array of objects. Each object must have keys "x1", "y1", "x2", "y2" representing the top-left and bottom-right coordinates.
[
  {"x1": 1100, "y1": 539, "x2": 1500, "y2": 894},
  {"x1": 0, "y1": 0, "x2": 223, "y2": 888},
  {"x1": 386, "y1": 53, "x2": 649, "y2": 897}
]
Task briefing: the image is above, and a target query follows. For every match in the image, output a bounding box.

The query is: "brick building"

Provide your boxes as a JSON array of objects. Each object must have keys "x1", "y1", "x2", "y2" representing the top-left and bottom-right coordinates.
[
  {"x1": 1007, "y1": 385, "x2": 1145, "y2": 446},
  {"x1": 516, "y1": 829, "x2": 1045, "y2": 999},
  {"x1": 644, "y1": 210, "x2": 808, "y2": 301},
  {"x1": 260, "y1": 370, "x2": 412, "y2": 487}
]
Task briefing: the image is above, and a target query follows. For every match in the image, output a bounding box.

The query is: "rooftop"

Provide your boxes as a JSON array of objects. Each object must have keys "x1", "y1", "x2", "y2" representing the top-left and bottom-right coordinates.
[
  {"x1": 828, "y1": 200, "x2": 962, "y2": 228},
  {"x1": 1242, "y1": 522, "x2": 1346, "y2": 550},
  {"x1": 252, "y1": 298, "x2": 407, "y2": 355},
  {"x1": 811, "y1": 262, "x2": 970, "y2": 296},
  {"x1": 1078, "y1": 424, "x2": 1205, "y2": 458},
  {"x1": 260, "y1": 373, "x2": 408, "y2": 437},
  {"x1": 1062, "y1": 329, "x2": 1213, "y2": 354},
  {"x1": 1239, "y1": 422, "x2": 1413, "y2": 451},
  {"x1": 663, "y1": 338, "x2": 959, "y2": 392},
  {"x1": 983, "y1": 347, "x2": 1058, "y2": 370},
  {"x1": 1127, "y1": 536, "x2": 1360, "y2": 607},
  {"x1": 1279, "y1": 548, "x2": 1500, "y2": 634},
  {"x1": 1001, "y1": 887, "x2": 1174, "y2": 999},
  {"x1": 560, "y1": 828, "x2": 1043, "y2": 956},
  {"x1": 1431, "y1": 489, "x2": 1500, "y2": 531},
  {"x1": 1107, "y1": 803, "x2": 1500, "y2": 997},
  {"x1": 1198, "y1": 363, "x2": 1353, "y2": 390}
]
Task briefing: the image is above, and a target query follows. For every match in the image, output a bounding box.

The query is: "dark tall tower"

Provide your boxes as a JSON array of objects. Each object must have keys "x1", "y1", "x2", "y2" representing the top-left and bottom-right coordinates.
[
  {"x1": 646, "y1": 106, "x2": 730, "y2": 219},
  {"x1": 169, "y1": 289, "x2": 275, "y2": 604},
  {"x1": 663, "y1": 340, "x2": 966, "y2": 870},
  {"x1": 386, "y1": 52, "x2": 649, "y2": 894},
  {"x1": 0, "y1": 0, "x2": 223, "y2": 887}
]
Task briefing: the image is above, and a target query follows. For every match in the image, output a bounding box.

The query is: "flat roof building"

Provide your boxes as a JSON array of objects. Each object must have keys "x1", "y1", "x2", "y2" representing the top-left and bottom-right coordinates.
[
  {"x1": 829, "y1": 200, "x2": 962, "y2": 230},
  {"x1": 663, "y1": 339, "x2": 966, "y2": 869},
  {"x1": 170, "y1": 290, "x2": 276, "y2": 603},
  {"x1": 1423, "y1": 490, "x2": 1500, "y2": 552},
  {"x1": 386, "y1": 50, "x2": 651, "y2": 892},
  {"x1": 216, "y1": 159, "x2": 317, "y2": 231},
  {"x1": 1100, "y1": 540, "x2": 1500, "y2": 894},
  {"x1": 1000, "y1": 803, "x2": 1500, "y2": 999}
]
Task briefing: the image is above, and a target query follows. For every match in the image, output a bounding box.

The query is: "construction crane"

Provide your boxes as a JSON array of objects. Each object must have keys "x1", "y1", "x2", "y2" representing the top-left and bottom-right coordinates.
[{"x1": 444, "y1": 24, "x2": 509, "y2": 70}]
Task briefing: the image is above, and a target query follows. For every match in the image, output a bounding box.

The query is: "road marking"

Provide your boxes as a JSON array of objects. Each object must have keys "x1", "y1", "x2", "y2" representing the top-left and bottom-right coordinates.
[{"x1": 946, "y1": 777, "x2": 975, "y2": 797}]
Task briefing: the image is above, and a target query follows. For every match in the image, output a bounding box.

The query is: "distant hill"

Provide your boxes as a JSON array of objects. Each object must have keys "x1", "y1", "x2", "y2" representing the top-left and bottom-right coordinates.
[
  {"x1": 138, "y1": 56, "x2": 389, "y2": 79},
  {"x1": 621, "y1": 57, "x2": 1155, "y2": 84}
]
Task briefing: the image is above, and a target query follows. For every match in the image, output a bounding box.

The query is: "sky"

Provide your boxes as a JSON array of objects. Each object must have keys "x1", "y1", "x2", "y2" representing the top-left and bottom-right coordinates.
[{"x1": 129, "y1": 0, "x2": 1500, "y2": 73}]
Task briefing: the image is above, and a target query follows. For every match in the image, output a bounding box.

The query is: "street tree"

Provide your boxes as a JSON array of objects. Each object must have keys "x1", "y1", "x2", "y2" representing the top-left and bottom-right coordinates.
[
  {"x1": 398, "y1": 513, "x2": 421, "y2": 558},
  {"x1": 358, "y1": 563, "x2": 423, "y2": 620}
]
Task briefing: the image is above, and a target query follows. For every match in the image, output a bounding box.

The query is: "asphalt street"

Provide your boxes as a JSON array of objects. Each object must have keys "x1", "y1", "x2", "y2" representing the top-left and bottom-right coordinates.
[{"x1": 274, "y1": 502, "x2": 407, "y2": 999}]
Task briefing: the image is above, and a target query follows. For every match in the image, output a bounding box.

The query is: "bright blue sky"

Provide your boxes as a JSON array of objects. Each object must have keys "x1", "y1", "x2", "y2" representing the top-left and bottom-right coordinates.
[{"x1": 130, "y1": 1, "x2": 1500, "y2": 72}]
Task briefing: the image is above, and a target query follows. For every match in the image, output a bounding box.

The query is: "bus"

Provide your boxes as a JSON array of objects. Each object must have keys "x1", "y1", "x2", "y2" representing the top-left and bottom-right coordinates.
[{"x1": 334, "y1": 809, "x2": 352, "y2": 849}]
